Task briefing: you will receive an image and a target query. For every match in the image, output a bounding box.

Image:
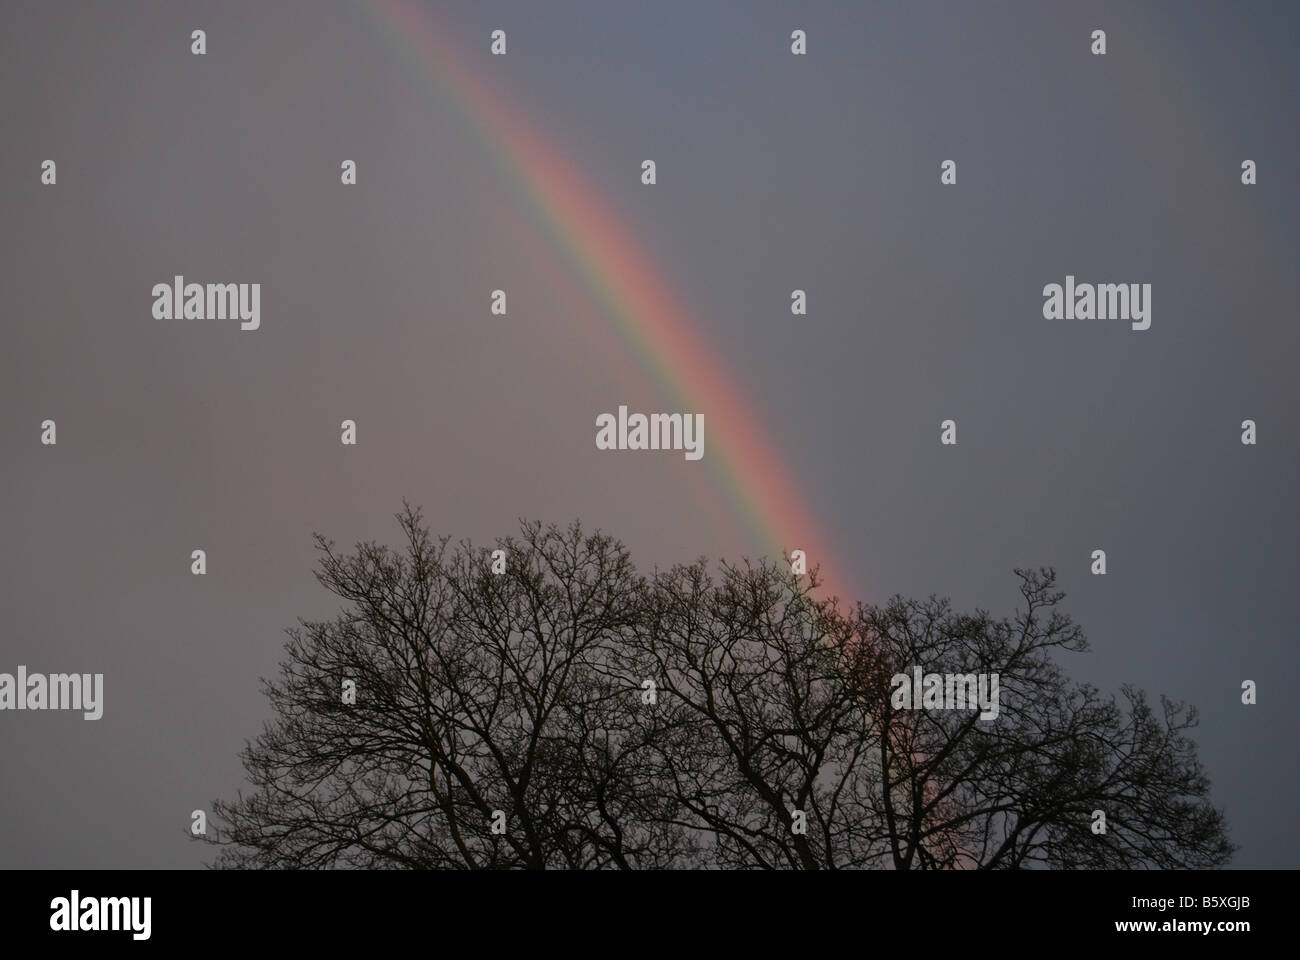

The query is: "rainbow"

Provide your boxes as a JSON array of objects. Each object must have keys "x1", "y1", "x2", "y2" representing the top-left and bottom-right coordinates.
[{"x1": 355, "y1": 0, "x2": 858, "y2": 603}]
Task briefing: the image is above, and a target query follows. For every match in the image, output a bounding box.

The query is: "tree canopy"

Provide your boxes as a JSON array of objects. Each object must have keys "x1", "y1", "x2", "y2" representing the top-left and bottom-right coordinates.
[{"x1": 210, "y1": 505, "x2": 1234, "y2": 869}]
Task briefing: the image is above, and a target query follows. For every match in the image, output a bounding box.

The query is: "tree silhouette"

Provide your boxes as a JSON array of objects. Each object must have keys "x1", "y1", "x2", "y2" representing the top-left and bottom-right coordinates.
[
  {"x1": 838, "y1": 578, "x2": 1234, "y2": 868},
  {"x1": 209, "y1": 505, "x2": 1234, "y2": 869}
]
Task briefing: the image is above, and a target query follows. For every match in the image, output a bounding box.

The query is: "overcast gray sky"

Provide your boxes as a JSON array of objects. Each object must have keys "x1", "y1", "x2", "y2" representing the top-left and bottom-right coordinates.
[{"x1": 1, "y1": 0, "x2": 1296, "y2": 868}]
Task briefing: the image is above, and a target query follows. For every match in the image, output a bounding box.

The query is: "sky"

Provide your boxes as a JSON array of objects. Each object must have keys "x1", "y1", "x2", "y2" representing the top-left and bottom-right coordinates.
[{"x1": 1, "y1": 0, "x2": 1297, "y2": 868}]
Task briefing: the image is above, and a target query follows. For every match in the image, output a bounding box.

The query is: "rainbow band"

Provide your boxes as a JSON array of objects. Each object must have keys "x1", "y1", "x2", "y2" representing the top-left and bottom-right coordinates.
[{"x1": 358, "y1": 0, "x2": 856, "y2": 603}]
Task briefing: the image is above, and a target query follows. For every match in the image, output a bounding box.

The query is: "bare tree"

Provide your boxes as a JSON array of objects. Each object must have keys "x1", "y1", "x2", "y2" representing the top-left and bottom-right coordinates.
[
  {"x1": 837, "y1": 570, "x2": 1235, "y2": 869},
  {"x1": 622, "y1": 558, "x2": 892, "y2": 868},
  {"x1": 211, "y1": 504, "x2": 694, "y2": 868},
  {"x1": 210, "y1": 508, "x2": 1233, "y2": 869}
]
